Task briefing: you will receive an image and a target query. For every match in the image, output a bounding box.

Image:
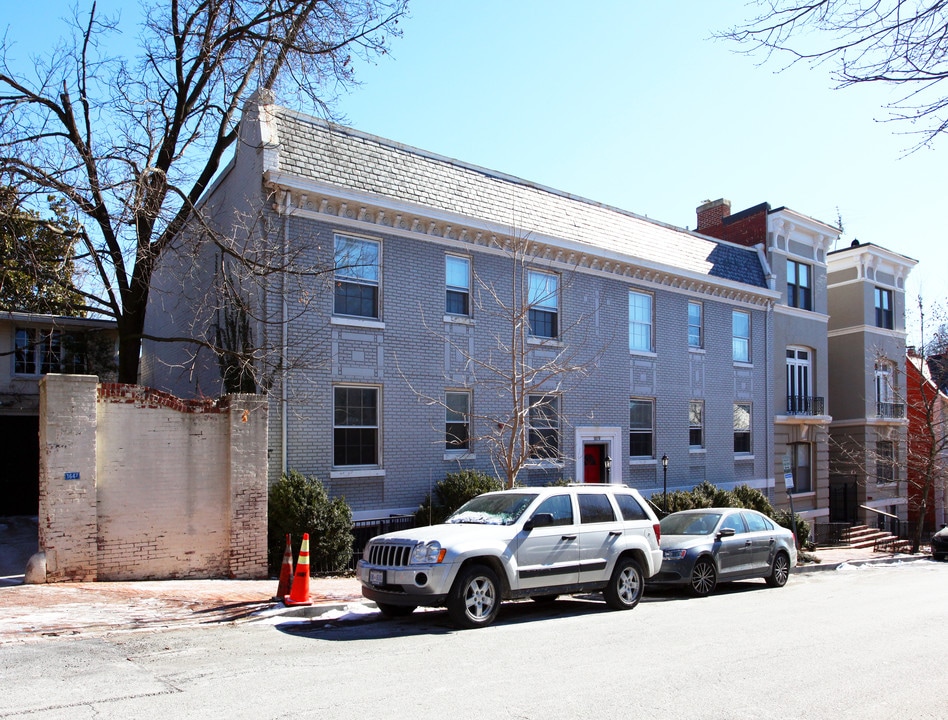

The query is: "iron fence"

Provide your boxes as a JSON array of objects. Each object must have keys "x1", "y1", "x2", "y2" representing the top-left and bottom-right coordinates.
[{"x1": 345, "y1": 514, "x2": 417, "y2": 571}]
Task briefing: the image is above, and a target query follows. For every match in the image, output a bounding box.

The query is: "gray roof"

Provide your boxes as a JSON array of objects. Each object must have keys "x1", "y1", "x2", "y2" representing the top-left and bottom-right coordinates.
[{"x1": 271, "y1": 108, "x2": 767, "y2": 289}]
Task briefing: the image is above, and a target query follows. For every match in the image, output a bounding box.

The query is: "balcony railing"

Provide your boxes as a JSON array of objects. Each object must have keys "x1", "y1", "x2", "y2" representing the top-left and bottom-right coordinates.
[
  {"x1": 786, "y1": 395, "x2": 825, "y2": 416},
  {"x1": 876, "y1": 402, "x2": 904, "y2": 419}
]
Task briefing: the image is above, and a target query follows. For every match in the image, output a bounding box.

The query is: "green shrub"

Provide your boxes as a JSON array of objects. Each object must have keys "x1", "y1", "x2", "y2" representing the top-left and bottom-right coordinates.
[
  {"x1": 652, "y1": 483, "x2": 809, "y2": 546},
  {"x1": 415, "y1": 469, "x2": 502, "y2": 525},
  {"x1": 268, "y1": 470, "x2": 353, "y2": 574},
  {"x1": 731, "y1": 484, "x2": 776, "y2": 515},
  {"x1": 773, "y1": 509, "x2": 812, "y2": 549}
]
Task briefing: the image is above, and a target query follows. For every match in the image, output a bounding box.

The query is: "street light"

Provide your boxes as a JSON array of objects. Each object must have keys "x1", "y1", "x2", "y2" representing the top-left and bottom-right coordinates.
[
  {"x1": 604, "y1": 455, "x2": 612, "y2": 483},
  {"x1": 661, "y1": 453, "x2": 669, "y2": 514}
]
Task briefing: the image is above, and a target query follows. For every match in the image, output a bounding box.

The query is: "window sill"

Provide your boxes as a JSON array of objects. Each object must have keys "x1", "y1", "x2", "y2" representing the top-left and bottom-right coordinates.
[
  {"x1": 734, "y1": 454, "x2": 755, "y2": 461},
  {"x1": 443, "y1": 314, "x2": 474, "y2": 325},
  {"x1": 629, "y1": 349, "x2": 657, "y2": 358},
  {"x1": 523, "y1": 459, "x2": 564, "y2": 470},
  {"x1": 628, "y1": 457, "x2": 656, "y2": 465},
  {"x1": 789, "y1": 490, "x2": 815, "y2": 498},
  {"x1": 689, "y1": 448, "x2": 706, "y2": 454},
  {"x1": 688, "y1": 347, "x2": 705, "y2": 354},
  {"x1": 330, "y1": 468, "x2": 386, "y2": 479},
  {"x1": 331, "y1": 316, "x2": 385, "y2": 330},
  {"x1": 444, "y1": 452, "x2": 476, "y2": 461},
  {"x1": 527, "y1": 337, "x2": 564, "y2": 348},
  {"x1": 733, "y1": 361, "x2": 754, "y2": 369}
]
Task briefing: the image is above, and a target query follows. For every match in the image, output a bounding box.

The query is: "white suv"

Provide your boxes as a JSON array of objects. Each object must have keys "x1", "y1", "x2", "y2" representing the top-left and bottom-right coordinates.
[{"x1": 357, "y1": 484, "x2": 662, "y2": 628}]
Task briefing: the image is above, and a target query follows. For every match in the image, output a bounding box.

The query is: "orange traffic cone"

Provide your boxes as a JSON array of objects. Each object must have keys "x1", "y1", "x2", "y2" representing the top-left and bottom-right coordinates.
[
  {"x1": 273, "y1": 534, "x2": 294, "y2": 601},
  {"x1": 284, "y1": 532, "x2": 312, "y2": 606}
]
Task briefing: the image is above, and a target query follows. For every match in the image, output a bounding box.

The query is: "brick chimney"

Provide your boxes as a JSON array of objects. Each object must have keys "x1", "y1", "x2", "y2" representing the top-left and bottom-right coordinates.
[{"x1": 696, "y1": 199, "x2": 731, "y2": 232}]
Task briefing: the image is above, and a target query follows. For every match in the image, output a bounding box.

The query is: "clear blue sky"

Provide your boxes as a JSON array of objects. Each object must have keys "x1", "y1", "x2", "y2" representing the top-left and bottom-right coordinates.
[{"x1": 5, "y1": 1, "x2": 945, "y2": 339}]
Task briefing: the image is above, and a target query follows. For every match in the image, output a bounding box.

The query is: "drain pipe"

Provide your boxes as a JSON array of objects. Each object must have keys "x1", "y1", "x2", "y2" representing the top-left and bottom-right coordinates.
[{"x1": 280, "y1": 189, "x2": 291, "y2": 476}]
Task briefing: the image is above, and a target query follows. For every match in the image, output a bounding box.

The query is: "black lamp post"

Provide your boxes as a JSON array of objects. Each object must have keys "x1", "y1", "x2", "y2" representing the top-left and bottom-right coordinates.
[
  {"x1": 604, "y1": 455, "x2": 612, "y2": 483},
  {"x1": 661, "y1": 453, "x2": 669, "y2": 513}
]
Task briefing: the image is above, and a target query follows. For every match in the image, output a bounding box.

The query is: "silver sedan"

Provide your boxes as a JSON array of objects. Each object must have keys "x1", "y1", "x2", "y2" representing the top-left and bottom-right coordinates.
[{"x1": 649, "y1": 508, "x2": 797, "y2": 597}]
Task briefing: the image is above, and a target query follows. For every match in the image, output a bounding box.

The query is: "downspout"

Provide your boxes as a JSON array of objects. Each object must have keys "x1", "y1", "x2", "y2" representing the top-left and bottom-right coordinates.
[
  {"x1": 281, "y1": 190, "x2": 291, "y2": 476},
  {"x1": 756, "y1": 242, "x2": 777, "y2": 501}
]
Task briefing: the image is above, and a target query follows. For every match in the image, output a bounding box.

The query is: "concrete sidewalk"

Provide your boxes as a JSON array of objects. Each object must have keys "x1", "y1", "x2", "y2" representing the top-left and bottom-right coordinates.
[
  {"x1": 0, "y1": 546, "x2": 931, "y2": 644},
  {"x1": 0, "y1": 515, "x2": 933, "y2": 643}
]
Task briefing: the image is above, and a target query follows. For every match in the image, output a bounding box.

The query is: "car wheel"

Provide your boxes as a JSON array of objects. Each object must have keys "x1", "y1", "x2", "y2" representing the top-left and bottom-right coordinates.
[
  {"x1": 530, "y1": 595, "x2": 558, "y2": 603},
  {"x1": 765, "y1": 551, "x2": 791, "y2": 588},
  {"x1": 689, "y1": 557, "x2": 717, "y2": 597},
  {"x1": 447, "y1": 564, "x2": 501, "y2": 629},
  {"x1": 603, "y1": 557, "x2": 644, "y2": 610},
  {"x1": 376, "y1": 602, "x2": 416, "y2": 618}
]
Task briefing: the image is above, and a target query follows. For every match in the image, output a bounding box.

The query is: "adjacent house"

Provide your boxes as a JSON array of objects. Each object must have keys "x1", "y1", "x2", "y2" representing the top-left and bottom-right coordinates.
[
  {"x1": 693, "y1": 200, "x2": 837, "y2": 530},
  {"x1": 905, "y1": 349, "x2": 948, "y2": 531},
  {"x1": 143, "y1": 94, "x2": 781, "y2": 520},
  {"x1": 826, "y1": 241, "x2": 917, "y2": 531},
  {"x1": 0, "y1": 311, "x2": 117, "y2": 515}
]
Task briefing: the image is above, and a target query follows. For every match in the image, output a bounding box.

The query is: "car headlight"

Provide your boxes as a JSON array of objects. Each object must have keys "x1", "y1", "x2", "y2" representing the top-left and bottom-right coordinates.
[
  {"x1": 663, "y1": 548, "x2": 687, "y2": 560},
  {"x1": 411, "y1": 541, "x2": 445, "y2": 564}
]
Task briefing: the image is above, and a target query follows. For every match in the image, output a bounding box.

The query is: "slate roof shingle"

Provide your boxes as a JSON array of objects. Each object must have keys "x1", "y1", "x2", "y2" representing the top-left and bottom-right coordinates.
[{"x1": 270, "y1": 108, "x2": 767, "y2": 290}]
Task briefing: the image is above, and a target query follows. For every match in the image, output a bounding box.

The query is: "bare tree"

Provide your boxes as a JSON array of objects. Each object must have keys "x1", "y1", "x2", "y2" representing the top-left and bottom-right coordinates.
[
  {"x1": 0, "y1": 0, "x2": 407, "y2": 383},
  {"x1": 399, "y1": 235, "x2": 613, "y2": 489},
  {"x1": 720, "y1": 1, "x2": 948, "y2": 148}
]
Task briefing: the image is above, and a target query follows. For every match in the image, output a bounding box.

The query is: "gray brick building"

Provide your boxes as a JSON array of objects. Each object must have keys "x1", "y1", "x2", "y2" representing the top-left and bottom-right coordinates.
[{"x1": 143, "y1": 94, "x2": 780, "y2": 520}]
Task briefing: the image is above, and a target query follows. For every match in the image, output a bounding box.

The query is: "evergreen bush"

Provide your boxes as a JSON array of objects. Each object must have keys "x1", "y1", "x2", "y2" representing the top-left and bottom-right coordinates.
[
  {"x1": 415, "y1": 469, "x2": 502, "y2": 525},
  {"x1": 267, "y1": 470, "x2": 353, "y2": 574}
]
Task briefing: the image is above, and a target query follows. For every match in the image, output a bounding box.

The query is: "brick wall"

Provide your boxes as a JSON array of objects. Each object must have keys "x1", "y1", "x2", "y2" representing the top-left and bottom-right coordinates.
[{"x1": 37, "y1": 376, "x2": 268, "y2": 582}]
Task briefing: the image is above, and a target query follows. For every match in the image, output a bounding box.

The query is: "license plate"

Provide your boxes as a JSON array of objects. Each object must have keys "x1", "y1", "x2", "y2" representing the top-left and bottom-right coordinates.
[{"x1": 369, "y1": 569, "x2": 384, "y2": 586}]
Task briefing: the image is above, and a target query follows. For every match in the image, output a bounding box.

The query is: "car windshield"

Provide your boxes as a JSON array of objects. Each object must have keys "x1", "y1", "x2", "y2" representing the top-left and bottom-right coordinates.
[
  {"x1": 447, "y1": 493, "x2": 539, "y2": 526},
  {"x1": 660, "y1": 512, "x2": 722, "y2": 536}
]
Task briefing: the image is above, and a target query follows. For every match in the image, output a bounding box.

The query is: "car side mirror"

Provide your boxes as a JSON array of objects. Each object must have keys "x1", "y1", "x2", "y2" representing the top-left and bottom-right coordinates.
[
  {"x1": 716, "y1": 527, "x2": 736, "y2": 539},
  {"x1": 525, "y1": 513, "x2": 554, "y2": 531}
]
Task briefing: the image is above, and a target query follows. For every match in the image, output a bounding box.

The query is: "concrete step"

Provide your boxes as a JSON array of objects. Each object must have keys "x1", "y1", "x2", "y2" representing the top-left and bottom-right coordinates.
[{"x1": 841, "y1": 525, "x2": 898, "y2": 549}]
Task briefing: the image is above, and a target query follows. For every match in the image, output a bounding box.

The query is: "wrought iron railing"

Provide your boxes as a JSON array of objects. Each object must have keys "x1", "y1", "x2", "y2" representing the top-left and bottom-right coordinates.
[
  {"x1": 785, "y1": 395, "x2": 825, "y2": 415},
  {"x1": 344, "y1": 514, "x2": 417, "y2": 571},
  {"x1": 876, "y1": 402, "x2": 904, "y2": 419}
]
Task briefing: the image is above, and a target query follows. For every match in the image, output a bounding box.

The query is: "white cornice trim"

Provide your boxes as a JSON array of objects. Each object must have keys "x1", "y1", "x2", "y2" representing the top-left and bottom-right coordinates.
[
  {"x1": 827, "y1": 325, "x2": 907, "y2": 340},
  {"x1": 264, "y1": 171, "x2": 781, "y2": 308},
  {"x1": 774, "y1": 305, "x2": 829, "y2": 323}
]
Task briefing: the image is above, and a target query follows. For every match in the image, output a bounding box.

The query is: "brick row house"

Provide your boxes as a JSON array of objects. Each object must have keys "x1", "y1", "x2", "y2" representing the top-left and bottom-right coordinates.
[
  {"x1": 142, "y1": 94, "x2": 779, "y2": 521},
  {"x1": 695, "y1": 200, "x2": 837, "y2": 531},
  {"x1": 906, "y1": 350, "x2": 948, "y2": 531},
  {"x1": 826, "y1": 241, "x2": 917, "y2": 532},
  {"x1": 143, "y1": 94, "x2": 921, "y2": 535}
]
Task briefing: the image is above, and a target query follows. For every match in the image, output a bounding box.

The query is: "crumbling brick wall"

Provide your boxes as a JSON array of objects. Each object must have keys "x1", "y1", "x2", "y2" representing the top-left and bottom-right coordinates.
[{"x1": 38, "y1": 375, "x2": 267, "y2": 582}]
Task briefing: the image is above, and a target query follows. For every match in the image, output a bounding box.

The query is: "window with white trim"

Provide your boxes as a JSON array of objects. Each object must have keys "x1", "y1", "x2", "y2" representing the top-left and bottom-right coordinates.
[
  {"x1": 787, "y1": 260, "x2": 812, "y2": 311},
  {"x1": 732, "y1": 311, "x2": 750, "y2": 363},
  {"x1": 14, "y1": 328, "x2": 87, "y2": 375},
  {"x1": 445, "y1": 391, "x2": 471, "y2": 451},
  {"x1": 333, "y1": 386, "x2": 379, "y2": 466},
  {"x1": 875, "y1": 287, "x2": 893, "y2": 329},
  {"x1": 629, "y1": 398, "x2": 654, "y2": 457},
  {"x1": 790, "y1": 442, "x2": 812, "y2": 493},
  {"x1": 733, "y1": 403, "x2": 751, "y2": 454},
  {"x1": 528, "y1": 394, "x2": 560, "y2": 459},
  {"x1": 688, "y1": 301, "x2": 703, "y2": 349},
  {"x1": 629, "y1": 290, "x2": 653, "y2": 352},
  {"x1": 876, "y1": 440, "x2": 896, "y2": 484},
  {"x1": 689, "y1": 400, "x2": 704, "y2": 449},
  {"x1": 333, "y1": 235, "x2": 380, "y2": 319},
  {"x1": 527, "y1": 270, "x2": 559, "y2": 339},
  {"x1": 445, "y1": 255, "x2": 471, "y2": 316}
]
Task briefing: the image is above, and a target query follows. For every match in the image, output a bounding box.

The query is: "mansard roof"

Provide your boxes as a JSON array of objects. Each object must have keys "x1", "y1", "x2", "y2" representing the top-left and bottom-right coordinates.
[{"x1": 263, "y1": 106, "x2": 769, "y2": 293}]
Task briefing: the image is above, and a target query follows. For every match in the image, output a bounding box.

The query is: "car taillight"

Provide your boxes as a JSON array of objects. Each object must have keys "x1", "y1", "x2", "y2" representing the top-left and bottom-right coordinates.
[{"x1": 653, "y1": 522, "x2": 661, "y2": 544}]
